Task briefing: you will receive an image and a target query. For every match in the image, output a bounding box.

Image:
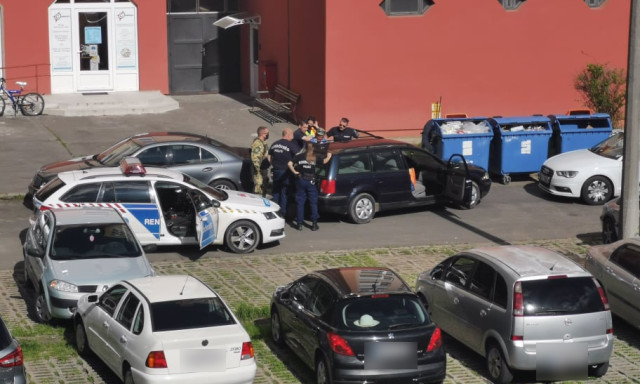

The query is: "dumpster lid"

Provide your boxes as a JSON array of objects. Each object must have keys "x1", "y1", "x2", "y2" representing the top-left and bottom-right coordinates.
[{"x1": 490, "y1": 116, "x2": 551, "y2": 124}]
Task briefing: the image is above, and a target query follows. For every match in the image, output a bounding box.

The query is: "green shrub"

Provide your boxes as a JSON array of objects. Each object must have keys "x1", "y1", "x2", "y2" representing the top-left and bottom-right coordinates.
[{"x1": 574, "y1": 63, "x2": 626, "y2": 127}]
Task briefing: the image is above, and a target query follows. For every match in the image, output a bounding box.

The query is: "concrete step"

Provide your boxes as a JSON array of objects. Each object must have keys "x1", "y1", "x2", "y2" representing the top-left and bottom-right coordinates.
[{"x1": 44, "y1": 91, "x2": 180, "y2": 116}]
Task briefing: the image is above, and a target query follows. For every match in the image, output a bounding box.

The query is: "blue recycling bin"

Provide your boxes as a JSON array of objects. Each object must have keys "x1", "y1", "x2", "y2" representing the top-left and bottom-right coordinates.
[
  {"x1": 548, "y1": 113, "x2": 613, "y2": 156},
  {"x1": 488, "y1": 116, "x2": 553, "y2": 184},
  {"x1": 421, "y1": 117, "x2": 493, "y2": 171}
]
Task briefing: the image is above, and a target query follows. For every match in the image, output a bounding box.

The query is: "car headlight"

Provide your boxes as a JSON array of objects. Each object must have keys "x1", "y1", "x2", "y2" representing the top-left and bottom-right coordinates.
[
  {"x1": 481, "y1": 172, "x2": 490, "y2": 181},
  {"x1": 556, "y1": 171, "x2": 578, "y2": 178},
  {"x1": 50, "y1": 279, "x2": 79, "y2": 293},
  {"x1": 263, "y1": 211, "x2": 280, "y2": 220}
]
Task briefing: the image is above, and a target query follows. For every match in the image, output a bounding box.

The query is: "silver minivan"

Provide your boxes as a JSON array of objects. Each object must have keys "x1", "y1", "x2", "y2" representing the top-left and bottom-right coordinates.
[{"x1": 415, "y1": 245, "x2": 613, "y2": 383}]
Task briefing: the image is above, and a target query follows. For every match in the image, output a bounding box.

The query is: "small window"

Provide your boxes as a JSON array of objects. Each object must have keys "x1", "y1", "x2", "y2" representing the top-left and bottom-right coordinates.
[
  {"x1": 584, "y1": 0, "x2": 606, "y2": 8},
  {"x1": 132, "y1": 306, "x2": 144, "y2": 335},
  {"x1": 493, "y1": 273, "x2": 508, "y2": 308},
  {"x1": 290, "y1": 277, "x2": 317, "y2": 309},
  {"x1": 469, "y1": 262, "x2": 494, "y2": 300},
  {"x1": 116, "y1": 293, "x2": 140, "y2": 331},
  {"x1": 136, "y1": 146, "x2": 170, "y2": 166},
  {"x1": 499, "y1": 0, "x2": 525, "y2": 11},
  {"x1": 171, "y1": 145, "x2": 201, "y2": 165},
  {"x1": 168, "y1": 0, "x2": 196, "y2": 12},
  {"x1": 337, "y1": 153, "x2": 371, "y2": 175},
  {"x1": 611, "y1": 245, "x2": 640, "y2": 278},
  {"x1": 60, "y1": 183, "x2": 100, "y2": 203},
  {"x1": 110, "y1": 181, "x2": 151, "y2": 203},
  {"x1": 99, "y1": 285, "x2": 128, "y2": 316},
  {"x1": 373, "y1": 151, "x2": 402, "y2": 172},
  {"x1": 309, "y1": 282, "x2": 335, "y2": 317},
  {"x1": 167, "y1": 0, "x2": 237, "y2": 13},
  {"x1": 201, "y1": 149, "x2": 218, "y2": 163},
  {"x1": 379, "y1": 0, "x2": 434, "y2": 16},
  {"x1": 35, "y1": 178, "x2": 66, "y2": 202}
]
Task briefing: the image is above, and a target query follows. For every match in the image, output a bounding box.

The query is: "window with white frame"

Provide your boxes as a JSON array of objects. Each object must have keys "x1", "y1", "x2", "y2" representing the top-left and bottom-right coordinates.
[{"x1": 379, "y1": 0, "x2": 434, "y2": 16}]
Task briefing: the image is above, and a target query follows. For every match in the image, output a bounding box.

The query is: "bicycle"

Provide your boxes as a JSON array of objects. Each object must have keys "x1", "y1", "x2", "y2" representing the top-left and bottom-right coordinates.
[{"x1": 0, "y1": 77, "x2": 45, "y2": 116}]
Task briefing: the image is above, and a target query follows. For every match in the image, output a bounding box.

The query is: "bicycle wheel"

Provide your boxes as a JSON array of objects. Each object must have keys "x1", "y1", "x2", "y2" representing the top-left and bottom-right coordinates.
[
  {"x1": 0, "y1": 96, "x2": 5, "y2": 116},
  {"x1": 20, "y1": 93, "x2": 45, "y2": 116}
]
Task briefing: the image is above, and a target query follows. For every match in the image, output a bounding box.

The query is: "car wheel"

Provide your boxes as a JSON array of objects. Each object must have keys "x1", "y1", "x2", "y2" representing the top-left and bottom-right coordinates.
[
  {"x1": 75, "y1": 320, "x2": 91, "y2": 356},
  {"x1": 316, "y1": 354, "x2": 332, "y2": 384},
  {"x1": 588, "y1": 362, "x2": 609, "y2": 377},
  {"x1": 486, "y1": 342, "x2": 513, "y2": 384},
  {"x1": 271, "y1": 307, "x2": 285, "y2": 346},
  {"x1": 602, "y1": 216, "x2": 618, "y2": 244},
  {"x1": 23, "y1": 264, "x2": 32, "y2": 289},
  {"x1": 34, "y1": 290, "x2": 52, "y2": 323},
  {"x1": 210, "y1": 179, "x2": 236, "y2": 191},
  {"x1": 459, "y1": 181, "x2": 481, "y2": 210},
  {"x1": 224, "y1": 220, "x2": 260, "y2": 254},
  {"x1": 581, "y1": 176, "x2": 613, "y2": 205},
  {"x1": 347, "y1": 193, "x2": 375, "y2": 224},
  {"x1": 124, "y1": 367, "x2": 136, "y2": 384}
]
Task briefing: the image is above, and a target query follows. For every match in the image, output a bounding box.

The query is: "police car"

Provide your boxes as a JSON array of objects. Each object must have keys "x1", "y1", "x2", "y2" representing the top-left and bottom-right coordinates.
[{"x1": 33, "y1": 158, "x2": 285, "y2": 254}]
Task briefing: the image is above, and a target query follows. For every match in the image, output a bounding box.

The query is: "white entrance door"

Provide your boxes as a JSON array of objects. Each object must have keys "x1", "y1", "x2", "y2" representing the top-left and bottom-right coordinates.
[{"x1": 74, "y1": 9, "x2": 113, "y2": 91}]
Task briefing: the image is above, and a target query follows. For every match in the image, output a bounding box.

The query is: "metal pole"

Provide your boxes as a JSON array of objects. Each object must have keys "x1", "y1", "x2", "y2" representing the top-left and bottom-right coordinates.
[{"x1": 622, "y1": 0, "x2": 640, "y2": 239}]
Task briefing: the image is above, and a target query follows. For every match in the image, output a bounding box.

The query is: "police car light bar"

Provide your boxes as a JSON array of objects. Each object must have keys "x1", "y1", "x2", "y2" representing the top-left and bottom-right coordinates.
[{"x1": 120, "y1": 157, "x2": 146, "y2": 175}]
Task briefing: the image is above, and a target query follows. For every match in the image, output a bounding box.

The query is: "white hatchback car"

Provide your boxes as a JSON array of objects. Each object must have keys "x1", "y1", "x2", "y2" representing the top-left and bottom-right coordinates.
[
  {"x1": 538, "y1": 131, "x2": 626, "y2": 205},
  {"x1": 33, "y1": 158, "x2": 285, "y2": 253},
  {"x1": 73, "y1": 275, "x2": 256, "y2": 384}
]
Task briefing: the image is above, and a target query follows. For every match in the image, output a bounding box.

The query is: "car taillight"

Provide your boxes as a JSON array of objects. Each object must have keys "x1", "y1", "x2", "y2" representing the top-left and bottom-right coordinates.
[
  {"x1": 241, "y1": 341, "x2": 254, "y2": 360},
  {"x1": 320, "y1": 179, "x2": 335, "y2": 194},
  {"x1": 39, "y1": 205, "x2": 51, "y2": 211},
  {"x1": 0, "y1": 346, "x2": 23, "y2": 368},
  {"x1": 145, "y1": 351, "x2": 168, "y2": 368},
  {"x1": 593, "y1": 278, "x2": 610, "y2": 311},
  {"x1": 327, "y1": 332, "x2": 355, "y2": 356},
  {"x1": 513, "y1": 281, "x2": 523, "y2": 317},
  {"x1": 427, "y1": 327, "x2": 442, "y2": 351}
]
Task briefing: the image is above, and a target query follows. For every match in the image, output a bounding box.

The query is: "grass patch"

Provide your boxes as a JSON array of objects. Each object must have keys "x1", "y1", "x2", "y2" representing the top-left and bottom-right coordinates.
[{"x1": 11, "y1": 324, "x2": 76, "y2": 361}]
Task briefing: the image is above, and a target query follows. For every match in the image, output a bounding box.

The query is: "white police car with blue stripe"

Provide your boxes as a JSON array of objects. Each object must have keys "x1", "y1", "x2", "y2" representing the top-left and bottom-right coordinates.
[{"x1": 33, "y1": 158, "x2": 285, "y2": 254}]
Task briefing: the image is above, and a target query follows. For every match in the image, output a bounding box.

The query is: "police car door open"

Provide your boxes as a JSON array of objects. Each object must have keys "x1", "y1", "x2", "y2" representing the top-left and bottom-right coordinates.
[{"x1": 190, "y1": 190, "x2": 219, "y2": 249}]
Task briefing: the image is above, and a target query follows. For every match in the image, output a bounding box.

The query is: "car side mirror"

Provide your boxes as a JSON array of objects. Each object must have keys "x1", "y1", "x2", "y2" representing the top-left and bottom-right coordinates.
[
  {"x1": 431, "y1": 269, "x2": 443, "y2": 280},
  {"x1": 87, "y1": 295, "x2": 98, "y2": 303},
  {"x1": 25, "y1": 245, "x2": 44, "y2": 258},
  {"x1": 280, "y1": 291, "x2": 291, "y2": 303},
  {"x1": 211, "y1": 199, "x2": 221, "y2": 208}
]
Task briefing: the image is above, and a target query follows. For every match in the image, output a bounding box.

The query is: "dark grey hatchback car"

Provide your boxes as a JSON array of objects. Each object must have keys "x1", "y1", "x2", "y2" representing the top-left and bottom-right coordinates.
[
  {"x1": 0, "y1": 315, "x2": 25, "y2": 384},
  {"x1": 270, "y1": 267, "x2": 446, "y2": 384},
  {"x1": 316, "y1": 138, "x2": 492, "y2": 223}
]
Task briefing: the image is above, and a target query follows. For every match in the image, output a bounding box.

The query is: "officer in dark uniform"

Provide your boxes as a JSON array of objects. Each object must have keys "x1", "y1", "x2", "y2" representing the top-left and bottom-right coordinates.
[
  {"x1": 327, "y1": 117, "x2": 359, "y2": 142},
  {"x1": 288, "y1": 142, "x2": 332, "y2": 231},
  {"x1": 267, "y1": 128, "x2": 298, "y2": 218}
]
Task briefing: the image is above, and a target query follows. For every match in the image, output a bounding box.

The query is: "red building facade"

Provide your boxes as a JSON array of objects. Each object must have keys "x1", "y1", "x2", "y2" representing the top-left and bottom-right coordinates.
[{"x1": 244, "y1": 0, "x2": 630, "y2": 134}]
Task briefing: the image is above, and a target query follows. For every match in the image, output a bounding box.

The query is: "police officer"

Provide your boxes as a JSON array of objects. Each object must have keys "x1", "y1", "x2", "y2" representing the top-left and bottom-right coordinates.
[
  {"x1": 288, "y1": 142, "x2": 332, "y2": 231},
  {"x1": 327, "y1": 117, "x2": 359, "y2": 142},
  {"x1": 267, "y1": 128, "x2": 297, "y2": 218},
  {"x1": 251, "y1": 126, "x2": 269, "y2": 195}
]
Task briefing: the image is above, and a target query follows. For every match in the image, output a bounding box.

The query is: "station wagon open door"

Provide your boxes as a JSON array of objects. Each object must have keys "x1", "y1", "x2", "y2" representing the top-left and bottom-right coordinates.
[{"x1": 444, "y1": 154, "x2": 472, "y2": 206}]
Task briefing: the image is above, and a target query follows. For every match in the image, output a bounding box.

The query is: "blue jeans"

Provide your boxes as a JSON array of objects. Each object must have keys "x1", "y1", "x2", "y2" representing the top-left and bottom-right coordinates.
[
  {"x1": 272, "y1": 168, "x2": 291, "y2": 214},
  {"x1": 296, "y1": 178, "x2": 319, "y2": 224}
]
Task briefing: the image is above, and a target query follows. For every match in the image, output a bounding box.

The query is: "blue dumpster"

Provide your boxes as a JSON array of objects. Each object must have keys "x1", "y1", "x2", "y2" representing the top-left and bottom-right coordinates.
[
  {"x1": 488, "y1": 116, "x2": 553, "y2": 184},
  {"x1": 548, "y1": 113, "x2": 613, "y2": 156},
  {"x1": 421, "y1": 117, "x2": 493, "y2": 171}
]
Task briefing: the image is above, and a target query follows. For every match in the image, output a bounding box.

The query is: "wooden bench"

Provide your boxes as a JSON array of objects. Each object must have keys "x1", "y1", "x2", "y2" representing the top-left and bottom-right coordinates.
[{"x1": 250, "y1": 84, "x2": 300, "y2": 124}]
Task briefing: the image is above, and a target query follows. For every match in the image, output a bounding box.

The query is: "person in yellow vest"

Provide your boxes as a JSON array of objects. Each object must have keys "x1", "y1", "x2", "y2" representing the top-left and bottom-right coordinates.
[
  {"x1": 306, "y1": 116, "x2": 319, "y2": 137},
  {"x1": 251, "y1": 126, "x2": 270, "y2": 195}
]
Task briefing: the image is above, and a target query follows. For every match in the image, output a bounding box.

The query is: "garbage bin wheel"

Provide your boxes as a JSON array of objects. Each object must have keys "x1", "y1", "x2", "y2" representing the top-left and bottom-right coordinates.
[
  {"x1": 501, "y1": 175, "x2": 511, "y2": 185},
  {"x1": 581, "y1": 176, "x2": 612, "y2": 205}
]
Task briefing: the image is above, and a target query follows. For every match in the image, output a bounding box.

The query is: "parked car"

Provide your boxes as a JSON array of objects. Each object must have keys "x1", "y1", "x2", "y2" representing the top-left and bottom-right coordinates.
[
  {"x1": 415, "y1": 245, "x2": 612, "y2": 383},
  {"x1": 586, "y1": 238, "x2": 640, "y2": 330},
  {"x1": 0, "y1": 315, "x2": 26, "y2": 384},
  {"x1": 28, "y1": 131, "x2": 251, "y2": 196},
  {"x1": 33, "y1": 157, "x2": 285, "y2": 254},
  {"x1": 316, "y1": 138, "x2": 492, "y2": 224},
  {"x1": 23, "y1": 207, "x2": 155, "y2": 323},
  {"x1": 600, "y1": 195, "x2": 640, "y2": 244},
  {"x1": 538, "y1": 131, "x2": 626, "y2": 205},
  {"x1": 270, "y1": 267, "x2": 446, "y2": 384},
  {"x1": 73, "y1": 275, "x2": 256, "y2": 384}
]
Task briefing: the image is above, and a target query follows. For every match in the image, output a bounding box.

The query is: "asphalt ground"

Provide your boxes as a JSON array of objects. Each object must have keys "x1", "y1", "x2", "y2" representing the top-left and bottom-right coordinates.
[{"x1": 1, "y1": 95, "x2": 639, "y2": 383}]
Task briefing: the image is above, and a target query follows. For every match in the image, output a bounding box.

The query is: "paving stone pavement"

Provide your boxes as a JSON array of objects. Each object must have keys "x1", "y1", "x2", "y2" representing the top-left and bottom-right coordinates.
[{"x1": 2, "y1": 238, "x2": 639, "y2": 384}]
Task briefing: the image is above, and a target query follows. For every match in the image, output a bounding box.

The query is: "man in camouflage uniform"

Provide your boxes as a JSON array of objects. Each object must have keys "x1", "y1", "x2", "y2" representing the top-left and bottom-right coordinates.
[{"x1": 251, "y1": 126, "x2": 270, "y2": 195}]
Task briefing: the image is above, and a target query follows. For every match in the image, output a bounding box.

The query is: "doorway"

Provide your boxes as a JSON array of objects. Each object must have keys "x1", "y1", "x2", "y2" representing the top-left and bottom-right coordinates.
[{"x1": 75, "y1": 9, "x2": 112, "y2": 91}]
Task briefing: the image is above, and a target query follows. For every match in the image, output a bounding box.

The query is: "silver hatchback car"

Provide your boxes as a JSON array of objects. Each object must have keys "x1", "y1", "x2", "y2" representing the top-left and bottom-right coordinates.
[{"x1": 415, "y1": 245, "x2": 613, "y2": 383}]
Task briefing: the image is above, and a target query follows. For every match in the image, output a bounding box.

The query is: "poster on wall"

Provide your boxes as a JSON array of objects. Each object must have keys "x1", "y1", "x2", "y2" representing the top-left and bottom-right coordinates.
[
  {"x1": 49, "y1": 8, "x2": 73, "y2": 72},
  {"x1": 115, "y1": 8, "x2": 137, "y2": 70},
  {"x1": 84, "y1": 26, "x2": 103, "y2": 44}
]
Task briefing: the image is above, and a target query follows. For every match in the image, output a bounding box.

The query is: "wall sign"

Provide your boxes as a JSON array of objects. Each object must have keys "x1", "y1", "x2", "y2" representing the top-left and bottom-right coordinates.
[
  {"x1": 50, "y1": 9, "x2": 73, "y2": 72},
  {"x1": 84, "y1": 26, "x2": 102, "y2": 44},
  {"x1": 115, "y1": 9, "x2": 137, "y2": 69}
]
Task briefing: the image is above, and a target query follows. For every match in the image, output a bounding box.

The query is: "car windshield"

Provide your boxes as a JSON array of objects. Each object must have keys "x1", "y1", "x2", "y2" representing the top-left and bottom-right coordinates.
[
  {"x1": 151, "y1": 297, "x2": 236, "y2": 331},
  {"x1": 589, "y1": 131, "x2": 624, "y2": 160},
  {"x1": 51, "y1": 223, "x2": 142, "y2": 260},
  {"x1": 96, "y1": 138, "x2": 143, "y2": 166},
  {"x1": 333, "y1": 295, "x2": 429, "y2": 331},
  {"x1": 182, "y1": 174, "x2": 227, "y2": 201}
]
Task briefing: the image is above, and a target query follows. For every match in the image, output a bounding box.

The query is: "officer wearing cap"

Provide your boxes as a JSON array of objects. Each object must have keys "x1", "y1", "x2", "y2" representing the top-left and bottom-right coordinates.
[{"x1": 310, "y1": 127, "x2": 328, "y2": 144}]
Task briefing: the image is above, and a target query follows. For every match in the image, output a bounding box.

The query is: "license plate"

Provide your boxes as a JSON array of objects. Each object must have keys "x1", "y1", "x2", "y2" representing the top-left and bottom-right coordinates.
[
  {"x1": 364, "y1": 341, "x2": 417, "y2": 370},
  {"x1": 536, "y1": 343, "x2": 587, "y2": 381},
  {"x1": 181, "y1": 348, "x2": 226, "y2": 372},
  {"x1": 539, "y1": 173, "x2": 550, "y2": 184}
]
